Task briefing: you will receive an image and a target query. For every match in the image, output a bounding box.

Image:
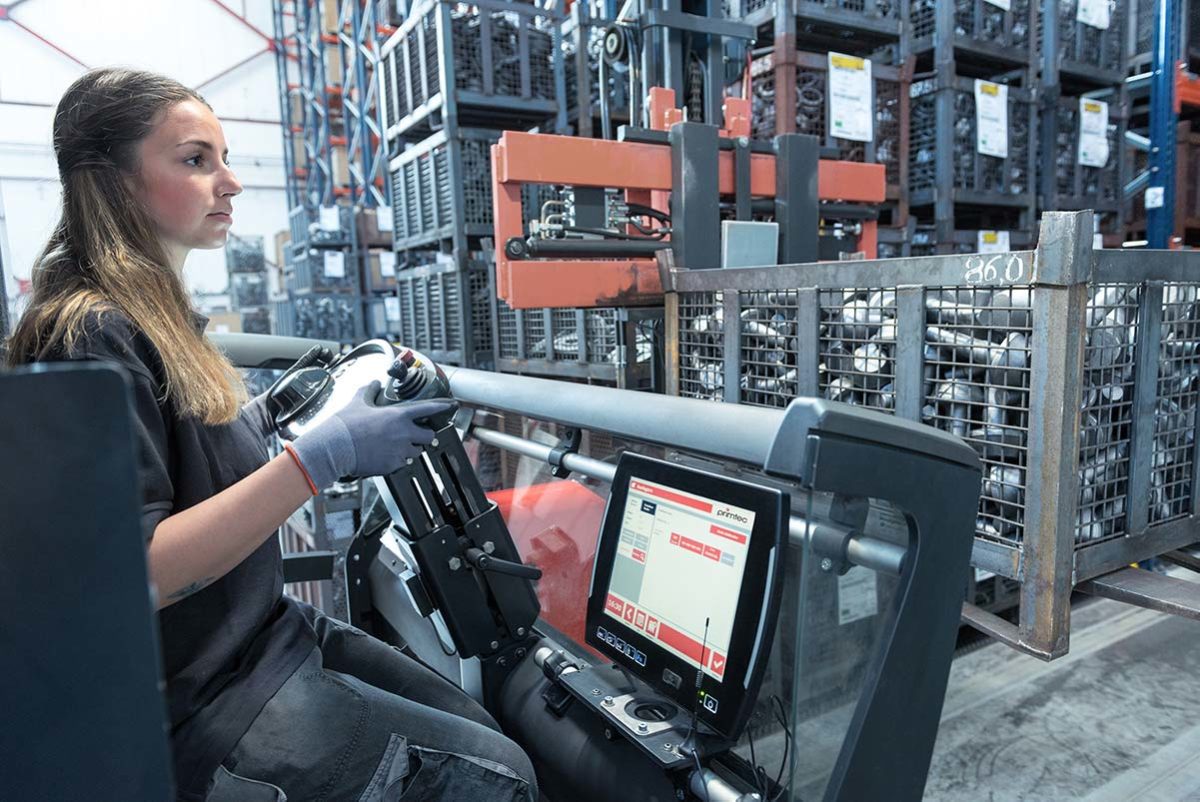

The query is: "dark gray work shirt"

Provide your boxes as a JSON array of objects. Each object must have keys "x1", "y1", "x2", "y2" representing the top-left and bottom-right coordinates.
[{"x1": 51, "y1": 310, "x2": 314, "y2": 801}]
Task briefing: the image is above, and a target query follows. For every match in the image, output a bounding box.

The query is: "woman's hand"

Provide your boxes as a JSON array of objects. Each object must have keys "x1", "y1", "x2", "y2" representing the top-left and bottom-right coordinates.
[{"x1": 288, "y1": 381, "x2": 456, "y2": 491}]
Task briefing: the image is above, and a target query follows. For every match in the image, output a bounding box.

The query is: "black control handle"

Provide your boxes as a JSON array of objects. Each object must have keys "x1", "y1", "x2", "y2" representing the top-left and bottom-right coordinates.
[{"x1": 464, "y1": 547, "x2": 543, "y2": 581}]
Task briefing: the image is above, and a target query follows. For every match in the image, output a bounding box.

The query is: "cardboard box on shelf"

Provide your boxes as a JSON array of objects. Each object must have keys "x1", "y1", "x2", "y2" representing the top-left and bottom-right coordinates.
[
  {"x1": 332, "y1": 144, "x2": 350, "y2": 187},
  {"x1": 273, "y1": 230, "x2": 291, "y2": 271},
  {"x1": 205, "y1": 312, "x2": 242, "y2": 334}
]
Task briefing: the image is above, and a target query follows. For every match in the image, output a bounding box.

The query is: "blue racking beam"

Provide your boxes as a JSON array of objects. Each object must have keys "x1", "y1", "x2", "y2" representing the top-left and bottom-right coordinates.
[{"x1": 1147, "y1": 0, "x2": 1180, "y2": 247}]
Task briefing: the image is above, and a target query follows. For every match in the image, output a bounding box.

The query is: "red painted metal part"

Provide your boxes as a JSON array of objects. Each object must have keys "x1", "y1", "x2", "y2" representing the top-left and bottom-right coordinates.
[
  {"x1": 1176, "y1": 63, "x2": 1200, "y2": 113},
  {"x1": 488, "y1": 481, "x2": 608, "y2": 654},
  {"x1": 491, "y1": 129, "x2": 886, "y2": 308}
]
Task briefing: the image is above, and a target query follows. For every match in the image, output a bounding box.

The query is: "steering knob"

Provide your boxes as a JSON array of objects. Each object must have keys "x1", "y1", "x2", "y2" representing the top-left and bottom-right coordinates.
[{"x1": 387, "y1": 357, "x2": 409, "y2": 384}]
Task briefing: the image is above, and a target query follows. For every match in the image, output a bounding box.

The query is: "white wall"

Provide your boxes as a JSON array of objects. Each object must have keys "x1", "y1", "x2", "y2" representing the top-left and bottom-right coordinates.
[{"x1": 0, "y1": 0, "x2": 290, "y2": 315}]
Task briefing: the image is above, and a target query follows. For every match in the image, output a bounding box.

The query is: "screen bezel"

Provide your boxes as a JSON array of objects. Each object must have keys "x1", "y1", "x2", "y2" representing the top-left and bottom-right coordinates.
[{"x1": 585, "y1": 453, "x2": 787, "y2": 739}]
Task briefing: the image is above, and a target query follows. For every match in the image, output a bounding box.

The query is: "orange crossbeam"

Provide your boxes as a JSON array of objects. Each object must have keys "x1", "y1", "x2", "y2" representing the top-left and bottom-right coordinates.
[
  {"x1": 1177, "y1": 63, "x2": 1200, "y2": 113},
  {"x1": 492, "y1": 131, "x2": 885, "y2": 309}
]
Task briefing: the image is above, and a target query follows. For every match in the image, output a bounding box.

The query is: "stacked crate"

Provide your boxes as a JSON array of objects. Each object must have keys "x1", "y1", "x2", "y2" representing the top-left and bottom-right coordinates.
[
  {"x1": 378, "y1": 0, "x2": 568, "y2": 370},
  {"x1": 1036, "y1": 0, "x2": 1129, "y2": 244},
  {"x1": 739, "y1": 0, "x2": 907, "y2": 248},
  {"x1": 904, "y1": 0, "x2": 1039, "y2": 254},
  {"x1": 225, "y1": 236, "x2": 271, "y2": 335}
]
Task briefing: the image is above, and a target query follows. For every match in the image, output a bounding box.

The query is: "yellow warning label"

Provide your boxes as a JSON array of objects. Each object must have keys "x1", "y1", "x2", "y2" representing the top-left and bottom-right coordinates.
[
  {"x1": 830, "y1": 54, "x2": 865, "y2": 70},
  {"x1": 979, "y1": 82, "x2": 1000, "y2": 96},
  {"x1": 1083, "y1": 101, "x2": 1102, "y2": 113},
  {"x1": 982, "y1": 231, "x2": 999, "y2": 244}
]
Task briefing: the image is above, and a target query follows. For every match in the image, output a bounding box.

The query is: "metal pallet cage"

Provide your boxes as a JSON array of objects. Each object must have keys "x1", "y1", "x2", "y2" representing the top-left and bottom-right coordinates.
[
  {"x1": 241, "y1": 308, "x2": 272, "y2": 335},
  {"x1": 1037, "y1": 0, "x2": 1128, "y2": 84},
  {"x1": 225, "y1": 235, "x2": 266, "y2": 273},
  {"x1": 908, "y1": 73, "x2": 1037, "y2": 234},
  {"x1": 390, "y1": 257, "x2": 494, "y2": 367},
  {"x1": 746, "y1": 50, "x2": 911, "y2": 211},
  {"x1": 273, "y1": 292, "x2": 363, "y2": 343},
  {"x1": 1040, "y1": 94, "x2": 1127, "y2": 216},
  {"x1": 910, "y1": 225, "x2": 1037, "y2": 256},
  {"x1": 289, "y1": 204, "x2": 353, "y2": 251},
  {"x1": 230, "y1": 272, "x2": 269, "y2": 309},
  {"x1": 494, "y1": 294, "x2": 663, "y2": 389},
  {"x1": 388, "y1": 127, "x2": 557, "y2": 253},
  {"x1": 907, "y1": 0, "x2": 1034, "y2": 65},
  {"x1": 286, "y1": 249, "x2": 359, "y2": 294},
  {"x1": 665, "y1": 211, "x2": 1200, "y2": 657},
  {"x1": 378, "y1": 0, "x2": 566, "y2": 142},
  {"x1": 743, "y1": 0, "x2": 902, "y2": 50}
]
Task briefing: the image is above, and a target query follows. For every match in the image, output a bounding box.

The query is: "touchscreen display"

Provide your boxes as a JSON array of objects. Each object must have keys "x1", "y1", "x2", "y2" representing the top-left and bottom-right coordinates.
[{"x1": 601, "y1": 475, "x2": 756, "y2": 682}]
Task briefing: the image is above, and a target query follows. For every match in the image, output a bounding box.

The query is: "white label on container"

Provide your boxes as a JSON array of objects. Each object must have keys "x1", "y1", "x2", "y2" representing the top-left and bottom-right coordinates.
[
  {"x1": 1095, "y1": 233, "x2": 1105, "y2": 250},
  {"x1": 827, "y1": 53, "x2": 873, "y2": 143},
  {"x1": 379, "y1": 251, "x2": 396, "y2": 277},
  {"x1": 215, "y1": 324, "x2": 230, "y2": 334},
  {"x1": 1078, "y1": 98, "x2": 1110, "y2": 168},
  {"x1": 983, "y1": 0, "x2": 1010, "y2": 10},
  {"x1": 318, "y1": 205, "x2": 341, "y2": 232},
  {"x1": 383, "y1": 296, "x2": 401, "y2": 321},
  {"x1": 1146, "y1": 186, "x2": 1165, "y2": 209},
  {"x1": 838, "y1": 567, "x2": 878, "y2": 626},
  {"x1": 977, "y1": 230, "x2": 1011, "y2": 253},
  {"x1": 974, "y1": 80, "x2": 1009, "y2": 159},
  {"x1": 1077, "y1": 0, "x2": 1110, "y2": 30},
  {"x1": 323, "y1": 250, "x2": 346, "y2": 278},
  {"x1": 377, "y1": 205, "x2": 393, "y2": 232},
  {"x1": 975, "y1": 567, "x2": 996, "y2": 582}
]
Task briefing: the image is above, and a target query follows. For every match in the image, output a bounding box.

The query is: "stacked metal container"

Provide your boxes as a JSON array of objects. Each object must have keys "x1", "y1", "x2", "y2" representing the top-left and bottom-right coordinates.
[
  {"x1": 904, "y1": 0, "x2": 1039, "y2": 253},
  {"x1": 225, "y1": 236, "x2": 271, "y2": 335},
  {"x1": 1036, "y1": 0, "x2": 1129, "y2": 244},
  {"x1": 377, "y1": 0, "x2": 567, "y2": 369},
  {"x1": 666, "y1": 211, "x2": 1200, "y2": 658}
]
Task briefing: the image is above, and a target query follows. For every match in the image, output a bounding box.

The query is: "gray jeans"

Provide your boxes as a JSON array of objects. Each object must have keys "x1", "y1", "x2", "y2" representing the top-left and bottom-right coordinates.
[{"x1": 204, "y1": 607, "x2": 536, "y2": 802}]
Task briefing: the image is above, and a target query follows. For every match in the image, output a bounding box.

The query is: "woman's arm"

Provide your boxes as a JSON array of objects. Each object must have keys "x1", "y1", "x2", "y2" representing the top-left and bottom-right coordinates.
[{"x1": 148, "y1": 451, "x2": 312, "y2": 609}]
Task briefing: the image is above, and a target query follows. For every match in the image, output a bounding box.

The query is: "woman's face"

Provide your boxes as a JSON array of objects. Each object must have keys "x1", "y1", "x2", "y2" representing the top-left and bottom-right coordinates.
[{"x1": 131, "y1": 99, "x2": 243, "y2": 265}]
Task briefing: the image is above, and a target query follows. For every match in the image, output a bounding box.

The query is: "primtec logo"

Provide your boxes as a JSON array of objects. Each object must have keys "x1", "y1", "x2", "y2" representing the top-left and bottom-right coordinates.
[{"x1": 716, "y1": 507, "x2": 748, "y2": 524}]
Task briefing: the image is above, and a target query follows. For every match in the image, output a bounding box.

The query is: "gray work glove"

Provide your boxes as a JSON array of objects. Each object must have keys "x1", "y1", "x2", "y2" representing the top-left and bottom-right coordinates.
[{"x1": 290, "y1": 380, "x2": 456, "y2": 491}]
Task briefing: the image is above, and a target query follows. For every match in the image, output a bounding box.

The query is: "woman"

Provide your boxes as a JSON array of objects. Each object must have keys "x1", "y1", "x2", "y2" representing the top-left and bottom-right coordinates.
[{"x1": 6, "y1": 68, "x2": 536, "y2": 802}]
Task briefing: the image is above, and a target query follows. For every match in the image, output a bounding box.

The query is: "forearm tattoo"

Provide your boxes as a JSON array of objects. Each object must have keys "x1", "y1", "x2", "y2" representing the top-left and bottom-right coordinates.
[{"x1": 167, "y1": 577, "x2": 216, "y2": 602}]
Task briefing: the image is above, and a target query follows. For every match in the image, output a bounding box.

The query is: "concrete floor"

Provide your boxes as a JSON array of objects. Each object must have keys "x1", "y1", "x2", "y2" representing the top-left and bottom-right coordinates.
[{"x1": 926, "y1": 578, "x2": 1200, "y2": 801}]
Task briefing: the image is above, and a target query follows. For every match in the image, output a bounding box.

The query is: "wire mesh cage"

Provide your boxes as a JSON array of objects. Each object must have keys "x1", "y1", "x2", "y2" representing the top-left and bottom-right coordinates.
[
  {"x1": 288, "y1": 204, "x2": 352, "y2": 251},
  {"x1": 494, "y1": 292, "x2": 663, "y2": 388},
  {"x1": 230, "y1": 272, "x2": 269, "y2": 309},
  {"x1": 665, "y1": 212, "x2": 1200, "y2": 657},
  {"x1": 745, "y1": 51, "x2": 910, "y2": 204},
  {"x1": 391, "y1": 256, "x2": 494, "y2": 367},
  {"x1": 908, "y1": 0, "x2": 1033, "y2": 61},
  {"x1": 225, "y1": 235, "x2": 266, "y2": 274},
  {"x1": 388, "y1": 127, "x2": 558, "y2": 252},
  {"x1": 287, "y1": 249, "x2": 359, "y2": 294},
  {"x1": 379, "y1": 0, "x2": 565, "y2": 140},
  {"x1": 274, "y1": 292, "x2": 363, "y2": 343},
  {"x1": 908, "y1": 75, "x2": 1036, "y2": 208},
  {"x1": 1042, "y1": 94, "x2": 1126, "y2": 214},
  {"x1": 1038, "y1": 0, "x2": 1128, "y2": 82},
  {"x1": 791, "y1": 0, "x2": 903, "y2": 38}
]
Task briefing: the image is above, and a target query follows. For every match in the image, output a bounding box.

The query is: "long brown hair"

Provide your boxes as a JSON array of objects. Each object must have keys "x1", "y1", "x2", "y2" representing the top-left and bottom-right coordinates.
[{"x1": 5, "y1": 67, "x2": 246, "y2": 424}]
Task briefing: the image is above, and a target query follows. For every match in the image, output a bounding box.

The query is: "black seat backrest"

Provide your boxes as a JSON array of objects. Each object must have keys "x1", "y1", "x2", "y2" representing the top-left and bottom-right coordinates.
[{"x1": 0, "y1": 362, "x2": 173, "y2": 800}]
